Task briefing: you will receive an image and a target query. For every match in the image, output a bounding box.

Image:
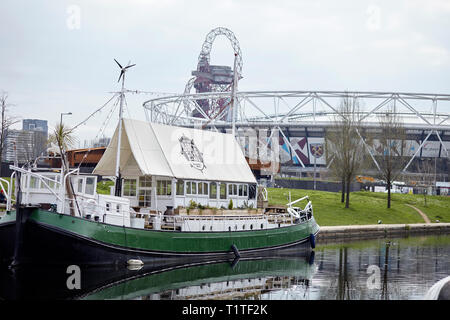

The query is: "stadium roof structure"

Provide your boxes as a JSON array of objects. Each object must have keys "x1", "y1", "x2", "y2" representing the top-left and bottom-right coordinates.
[{"x1": 143, "y1": 90, "x2": 450, "y2": 172}]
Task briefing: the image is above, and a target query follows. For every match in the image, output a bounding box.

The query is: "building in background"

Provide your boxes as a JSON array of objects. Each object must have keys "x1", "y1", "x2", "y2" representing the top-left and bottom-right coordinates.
[
  {"x1": 1, "y1": 119, "x2": 48, "y2": 170},
  {"x1": 83, "y1": 137, "x2": 111, "y2": 149},
  {"x1": 22, "y1": 119, "x2": 48, "y2": 137}
]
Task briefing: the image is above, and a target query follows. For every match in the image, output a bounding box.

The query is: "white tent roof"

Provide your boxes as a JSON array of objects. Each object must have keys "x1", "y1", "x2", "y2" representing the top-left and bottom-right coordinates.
[{"x1": 93, "y1": 118, "x2": 257, "y2": 184}]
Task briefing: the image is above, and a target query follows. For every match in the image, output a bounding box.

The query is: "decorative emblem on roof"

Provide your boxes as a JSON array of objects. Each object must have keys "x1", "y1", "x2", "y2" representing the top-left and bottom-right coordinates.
[{"x1": 179, "y1": 134, "x2": 206, "y2": 171}]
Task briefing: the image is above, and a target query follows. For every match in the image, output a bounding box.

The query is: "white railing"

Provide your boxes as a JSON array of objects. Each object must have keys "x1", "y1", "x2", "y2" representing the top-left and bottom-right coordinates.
[{"x1": 0, "y1": 178, "x2": 11, "y2": 210}]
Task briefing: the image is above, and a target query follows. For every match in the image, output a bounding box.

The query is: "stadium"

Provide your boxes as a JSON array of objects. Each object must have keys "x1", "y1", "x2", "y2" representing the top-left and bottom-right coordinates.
[{"x1": 141, "y1": 28, "x2": 450, "y2": 194}]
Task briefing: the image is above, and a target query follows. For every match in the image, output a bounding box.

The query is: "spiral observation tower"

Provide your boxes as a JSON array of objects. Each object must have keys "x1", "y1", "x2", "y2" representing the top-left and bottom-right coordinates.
[{"x1": 143, "y1": 27, "x2": 450, "y2": 187}]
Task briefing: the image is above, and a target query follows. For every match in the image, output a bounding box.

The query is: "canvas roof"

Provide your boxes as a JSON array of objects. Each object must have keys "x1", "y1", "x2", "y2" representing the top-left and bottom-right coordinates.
[{"x1": 93, "y1": 118, "x2": 257, "y2": 184}]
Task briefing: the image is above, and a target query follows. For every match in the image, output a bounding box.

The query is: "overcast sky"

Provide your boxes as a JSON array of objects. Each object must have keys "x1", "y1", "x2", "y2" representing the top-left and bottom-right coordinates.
[{"x1": 1, "y1": 0, "x2": 449, "y2": 145}]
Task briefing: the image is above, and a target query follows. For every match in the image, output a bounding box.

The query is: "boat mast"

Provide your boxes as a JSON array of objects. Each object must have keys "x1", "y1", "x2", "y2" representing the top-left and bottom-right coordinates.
[{"x1": 113, "y1": 59, "x2": 135, "y2": 197}]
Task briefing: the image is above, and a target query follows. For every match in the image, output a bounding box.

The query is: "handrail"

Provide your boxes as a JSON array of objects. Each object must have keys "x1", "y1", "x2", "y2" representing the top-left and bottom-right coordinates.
[
  {"x1": 286, "y1": 195, "x2": 309, "y2": 207},
  {"x1": 0, "y1": 178, "x2": 10, "y2": 211},
  {"x1": 9, "y1": 166, "x2": 63, "y2": 203},
  {"x1": 9, "y1": 165, "x2": 63, "y2": 186}
]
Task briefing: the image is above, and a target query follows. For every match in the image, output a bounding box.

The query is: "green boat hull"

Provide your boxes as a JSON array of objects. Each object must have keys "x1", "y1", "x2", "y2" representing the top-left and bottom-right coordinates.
[{"x1": 2, "y1": 208, "x2": 319, "y2": 266}]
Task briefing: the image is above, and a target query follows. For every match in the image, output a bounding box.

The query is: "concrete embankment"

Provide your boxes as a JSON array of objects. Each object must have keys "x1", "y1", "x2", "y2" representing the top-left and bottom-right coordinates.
[{"x1": 317, "y1": 223, "x2": 450, "y2": 242}]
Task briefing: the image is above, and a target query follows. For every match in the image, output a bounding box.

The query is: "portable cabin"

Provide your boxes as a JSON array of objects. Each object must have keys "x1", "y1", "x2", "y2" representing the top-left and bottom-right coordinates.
[{"x1": 93, "y1": 119, "x2": 258, "y2": 213}]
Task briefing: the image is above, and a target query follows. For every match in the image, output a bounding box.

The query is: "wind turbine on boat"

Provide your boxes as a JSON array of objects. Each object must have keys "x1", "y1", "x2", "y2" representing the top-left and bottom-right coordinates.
[{"x1": 113, "y1": 59, "x2": 135, "y2": 196}]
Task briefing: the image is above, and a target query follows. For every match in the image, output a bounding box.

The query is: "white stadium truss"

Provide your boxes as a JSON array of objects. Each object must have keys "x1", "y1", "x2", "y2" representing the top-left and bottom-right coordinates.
[
  {"x1": 141, "y1": 27, "x2": 449, "y2": 176},
  {"x1": 143, "y1": 90, "x2": 450, "y2": 173}
]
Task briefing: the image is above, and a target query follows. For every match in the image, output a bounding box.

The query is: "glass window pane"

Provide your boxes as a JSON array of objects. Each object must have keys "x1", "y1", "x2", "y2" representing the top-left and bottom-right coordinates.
[
  {"x1": 176, "y1": 180, "x2": 184, "y2": 195},
  {"x1": 239, "y1": 185, "x2": 243, "y2": 196},
  {"x1": 198, "y1": 182, "x2": 203, "y2": 194},
  {"x1": 186, "y1": 181, "x2": 191, "y2": 194},
  {"x1": 167, "y1": 181, "x2": 172, "y2": 196},
  {"x1": 220, "y1": 184, "x2": 227, "y2": 199},
  {"x1": 192, "y1": 182, "x2": 197, "y2": 194},
  {"x1": 77, "y1": 178, "x2": 83, "y2": 193},
  {"x1": 139, "y1": 176, "x2": 152, "y2": 188},
  {"x1": 85, "y1": 177, "x2": 96, "y2": 195},
  {"x1": 123, "y1": 179, "x2": 137, "y2": 197},
  {"x1": 209, "y1": 183, "x2": 217, "y2": 199},
  {"x1": 139, "y1": 189, "x2": 151, "y2": 207}
]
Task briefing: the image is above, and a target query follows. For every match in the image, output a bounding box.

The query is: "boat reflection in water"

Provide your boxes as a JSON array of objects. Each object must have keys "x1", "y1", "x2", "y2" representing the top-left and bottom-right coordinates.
[{"x1": 0, "y1": 247, "x2": 316, "y2": 300}]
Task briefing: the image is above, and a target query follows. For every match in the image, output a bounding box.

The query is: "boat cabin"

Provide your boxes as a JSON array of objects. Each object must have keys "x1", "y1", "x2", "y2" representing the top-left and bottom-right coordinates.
[{"x1": 93, "y1": 119, "x2": 258, "y2": 214}]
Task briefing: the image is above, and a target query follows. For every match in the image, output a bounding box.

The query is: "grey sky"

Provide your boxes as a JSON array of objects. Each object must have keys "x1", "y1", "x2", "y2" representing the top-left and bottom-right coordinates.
[{"x1": 1, "y1": 0, "x2": 449, "y2": 144}]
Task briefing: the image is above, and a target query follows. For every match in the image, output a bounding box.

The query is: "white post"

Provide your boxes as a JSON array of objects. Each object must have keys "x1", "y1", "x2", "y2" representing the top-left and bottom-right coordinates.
[
  {"x1": 172, "y1": 178, "x2": 176, "y2": 209},
  {"x1": 231, "y1": 53, "x2": 238, "y2": 138},
  {"x1": 114, "y1": 74, "x2": 125, "y2": 196}
]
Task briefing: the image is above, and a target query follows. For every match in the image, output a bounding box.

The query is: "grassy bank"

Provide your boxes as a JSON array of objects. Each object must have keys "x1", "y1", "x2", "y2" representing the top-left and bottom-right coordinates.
[{"x1": 267, "y1": 187, "x2": 450, "y2": 226}]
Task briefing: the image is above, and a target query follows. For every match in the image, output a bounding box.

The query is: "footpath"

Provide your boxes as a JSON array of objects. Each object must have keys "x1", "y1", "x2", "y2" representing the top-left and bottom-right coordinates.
[{"x1": 317, "y1": 222, "x2": 450, "y2": 242}]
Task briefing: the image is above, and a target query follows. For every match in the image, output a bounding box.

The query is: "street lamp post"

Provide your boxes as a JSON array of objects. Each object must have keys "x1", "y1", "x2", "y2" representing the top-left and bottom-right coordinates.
[{"x1": 60, "y1": 112, "x2": 72, "y2": 126}]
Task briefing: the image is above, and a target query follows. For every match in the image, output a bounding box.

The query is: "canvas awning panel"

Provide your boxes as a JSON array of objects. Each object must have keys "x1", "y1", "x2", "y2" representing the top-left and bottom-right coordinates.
[
  {"x1": 151, "y1": 122, "x2": 257, "y2": 184},
  {"x1": 93, "y1": 119, "x2": 257, "y2": 184},
  {"x1": 93, "y1": 119, "x2": 173, "y2": 177}
]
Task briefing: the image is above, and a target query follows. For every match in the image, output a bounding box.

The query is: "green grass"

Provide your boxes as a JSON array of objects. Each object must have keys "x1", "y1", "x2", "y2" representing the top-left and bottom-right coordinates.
[
  {"x1": 97, "y1": 180, "x2": 114, "y2": 195},
  {"x1": 267, "y1": 187, "x2": 450, "y2": 226}
]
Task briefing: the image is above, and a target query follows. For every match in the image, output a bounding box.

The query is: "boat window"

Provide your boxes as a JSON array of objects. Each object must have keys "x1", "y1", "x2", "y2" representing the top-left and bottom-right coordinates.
[
  {"x1": 249, "y1": 184, "x2": 257, "y2": 200},
  {"x1": 261, "y1": 223, "x2": 264, "y2": 229},
  {"x1": 209, "y1": 183, "x2": 217, "y2": 199},
  {"x1": 77, "y1": 178, "x2": 84, "y2": 193},
  {"x1": 106, "y1": 203, "x2": 111, "y2": 212},
  {"x1": 139, "y1": 189, "x2": 151, "y2": 207},
  {"x1": 220, "y1": 183, "x2": 227, "y2": 199},
  {"x1": 85, "y1": 177, "x2": 96, "y2": 195},
  {"x1": 157, "y1": 180, "x2": 172, "y2": 196},
  {"x1": 123, "y1": 179, "x2": 137, "y2": 197},
  {"x1": 47, "y1": 175, "x2": 56, "y2": 189},
  {"x1": 228, "y1": 184, "x2": 239, "y2": 196},
  {"x1": 29, "y1": 176, "x2": 39, "y2": 189},
  {"x1": 176, "y1": 180, "x2": 184, "y2": 195},
  {"x1": 186, "y1": 181, "x2": 192, "y2": 194},
  {"x1": 39, "y1": 177, "x2": 47, "y2": 189},
  {"x1": 139, "y1": 176, "x2": 152, "y2": 188},
  {"x1": 202, "y1": 183, "x2": 208, "y2": 195},
  {"x1": 116, "y1": 204, "x2": 121, "y2": 213}
]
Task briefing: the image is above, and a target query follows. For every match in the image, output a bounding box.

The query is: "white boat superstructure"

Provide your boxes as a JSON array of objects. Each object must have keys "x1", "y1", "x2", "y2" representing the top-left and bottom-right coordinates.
[{"x1": 3, "y1": 166, "x2": 315, "y2": 233}]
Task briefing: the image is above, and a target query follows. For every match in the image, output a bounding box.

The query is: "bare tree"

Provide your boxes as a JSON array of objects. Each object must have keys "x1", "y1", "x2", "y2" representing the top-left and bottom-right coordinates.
[
  {"x1": 0, "y1": 92, "x2": 20, "y2": 175},
  {"x1": 374, "y1": 108, "x2": 407, "y2": 209},
  {"x1": 325, "y1": 95, "x2": 367, "y2": 208},
  {"x1": 416, "y1": 158, "x2": 435, "y2": 207}
]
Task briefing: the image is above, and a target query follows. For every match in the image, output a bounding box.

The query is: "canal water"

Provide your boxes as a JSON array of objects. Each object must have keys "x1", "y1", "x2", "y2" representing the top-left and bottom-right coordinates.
[{"x1": 0, "y1": 235, "x2": 448, "y2": 300}]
